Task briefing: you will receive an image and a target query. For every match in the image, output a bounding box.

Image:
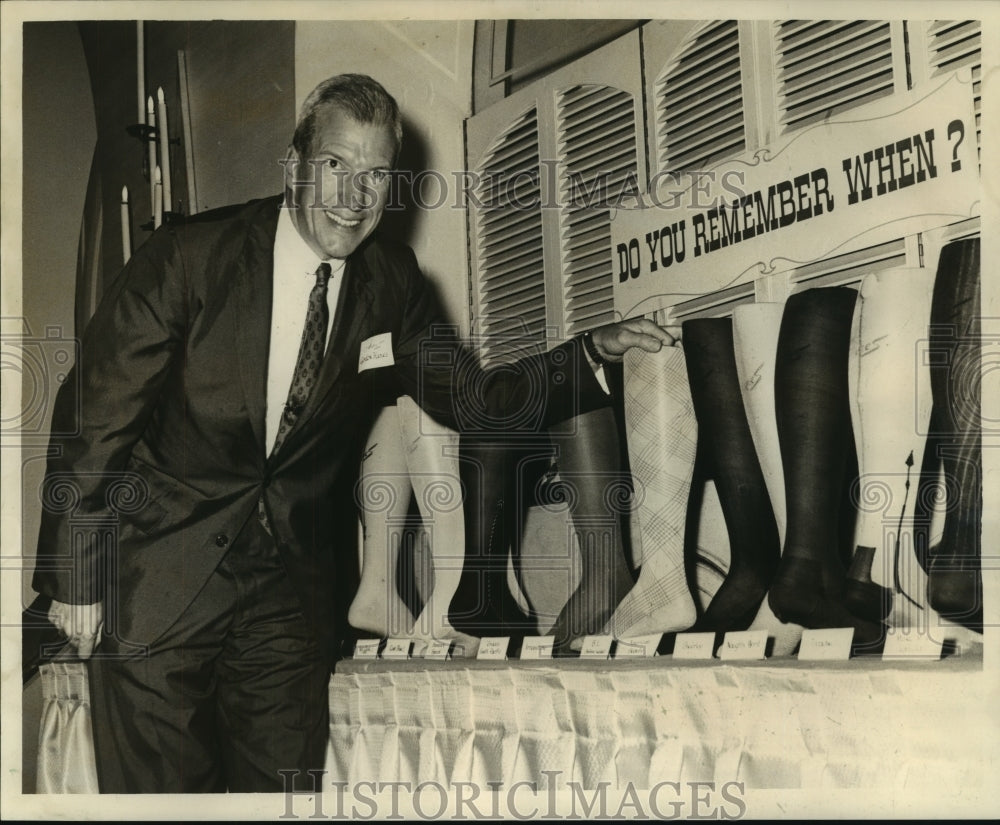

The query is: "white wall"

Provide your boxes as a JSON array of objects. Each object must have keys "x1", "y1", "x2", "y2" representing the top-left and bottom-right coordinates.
[{"x1": 295, "y1": 21, "x2": 475, "y2": 333}]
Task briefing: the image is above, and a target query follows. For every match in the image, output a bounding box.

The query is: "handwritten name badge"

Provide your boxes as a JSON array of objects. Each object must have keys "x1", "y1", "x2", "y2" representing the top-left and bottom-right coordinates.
[
  {"x1": 520, "y1": 636, "x2": 555, "y2": 660},
  {"x1": 798, "y1": 628, "x2": 854, "y2": 661},
  {"x1": 477, "y1": 637, "x2": 510, "y2": 660},
  {"x1": 718, "y1": 630, "x2": 768, "y2": 661},
  {"x1": 614, "y1": 634, "x2": 661, "y2": 658},
  {"x1": 672, "y1": 632, "x2": 716, "y2": 660},
  {"x1": 579, "y1": 635, "x2": 614, "y2": 660},
  {"x1": 353, "y1": 639, "x2": 381, "y2": 660},
  {"x1": 382, "y1": 638, "x2": 412, "y2": 660},
  {"x1": 358, "y1": 332, "x2": 394, "y2": 373}
]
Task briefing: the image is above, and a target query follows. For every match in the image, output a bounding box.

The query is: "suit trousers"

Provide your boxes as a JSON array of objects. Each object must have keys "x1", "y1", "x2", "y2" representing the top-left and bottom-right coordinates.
[{"x1": 87, "y1": 513, "x2": 330, "y2": 793}]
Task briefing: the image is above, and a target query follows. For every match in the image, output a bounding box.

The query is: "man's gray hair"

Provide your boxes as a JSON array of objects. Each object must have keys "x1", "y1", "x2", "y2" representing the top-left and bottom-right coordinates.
[{"x1": 292, "y1": 73, "x2": 402, "y2": 161}]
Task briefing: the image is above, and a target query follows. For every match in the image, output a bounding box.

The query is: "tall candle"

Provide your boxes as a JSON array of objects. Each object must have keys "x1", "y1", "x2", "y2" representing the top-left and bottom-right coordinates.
[
  {"x1": 177, "y1": 50, "x2": 198, "y2": 215},
  {"x1": 147, "y1": 95, "x2": 157, "y2": 214},
  {"x1": 136, "y1": 22, "x2": 145, "y2": 124},
  {"x1": 121, "y1": 186, "x2": 132, "y2": 263},
  {"x1": 153, "y1": 167, "x2": 163, "y2": 229},
  {"x1": 157, "y1": 87, "x2": 172, "y2": 212}
]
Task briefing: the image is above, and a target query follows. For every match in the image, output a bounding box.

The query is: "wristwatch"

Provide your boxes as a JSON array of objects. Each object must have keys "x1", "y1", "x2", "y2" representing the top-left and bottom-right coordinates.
[{"x1": 582, "y1": 331, "x2": 610, "y2": 366}]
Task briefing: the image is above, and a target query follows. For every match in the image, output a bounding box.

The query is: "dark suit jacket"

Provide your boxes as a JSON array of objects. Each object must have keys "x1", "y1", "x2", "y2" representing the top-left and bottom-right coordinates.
[{"x1": 33, "y1": 195, "x2": 606, "y2": 659}]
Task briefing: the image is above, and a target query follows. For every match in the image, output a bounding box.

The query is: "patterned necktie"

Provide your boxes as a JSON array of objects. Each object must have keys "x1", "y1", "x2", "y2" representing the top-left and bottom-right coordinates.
[
  {"x1": 258, "y1": 262, "x2": 332, "y2": 536},
  {"x1": 271, "y1": 261, "x2": 333, "y2": 455}
]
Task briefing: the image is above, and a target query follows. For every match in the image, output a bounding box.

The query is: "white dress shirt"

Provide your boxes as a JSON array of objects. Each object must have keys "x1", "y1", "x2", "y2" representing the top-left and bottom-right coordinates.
[{"x1": 266, "y1": 209, "x2": 346, "y2": 452}]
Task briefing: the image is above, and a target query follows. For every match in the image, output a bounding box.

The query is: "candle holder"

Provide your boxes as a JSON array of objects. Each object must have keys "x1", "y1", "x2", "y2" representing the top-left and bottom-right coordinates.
[
  {"x1": 126, "y1": 123, "x2": 181, "y2": 146},
  {"x1": 140, "y1": 210, "x2": 184, "y2": 232}
]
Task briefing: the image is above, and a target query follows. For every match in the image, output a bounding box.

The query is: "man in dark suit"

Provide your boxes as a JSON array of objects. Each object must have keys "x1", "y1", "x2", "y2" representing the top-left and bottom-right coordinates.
[{"x1": 33, "y1": 73, "x2": 674, "y2": 793}]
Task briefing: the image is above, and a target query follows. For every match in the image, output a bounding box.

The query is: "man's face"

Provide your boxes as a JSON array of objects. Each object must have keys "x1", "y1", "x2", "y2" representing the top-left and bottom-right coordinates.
[{"x1": 286, "y1": 104, "x2": 396, "y2": 260}]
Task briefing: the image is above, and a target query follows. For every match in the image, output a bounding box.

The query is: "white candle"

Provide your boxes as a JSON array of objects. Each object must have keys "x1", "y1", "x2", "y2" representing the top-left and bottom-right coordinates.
[
  {"x1": 136, "y1": 22, "x2": 145, "y2": 125},
  {"x1": 177, "y1": 50, "x2": 198, "y2": 215},
  {"x1": 121, "y1": 186, "x2": 132, "y2": 263},
  {"x1": 157, "y1": 87, "x2": 172, "y2": 212},
  {"x1": 153, "y1": 166, "x2": 163, "y2": 229},
  {"x1": 147, "y1": 95, "x2": 157, "y2": 214}
]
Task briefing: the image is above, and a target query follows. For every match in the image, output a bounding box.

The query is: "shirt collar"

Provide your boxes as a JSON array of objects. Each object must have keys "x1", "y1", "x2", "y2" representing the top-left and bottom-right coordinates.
[{"x1": 274, "y1": 207, "x2": 346, "y2": 281}]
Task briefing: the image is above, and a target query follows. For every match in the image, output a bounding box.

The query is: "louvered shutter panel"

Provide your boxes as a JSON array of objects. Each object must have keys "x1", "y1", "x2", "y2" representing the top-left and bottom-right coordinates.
[
  {"x1": 657, "y1": 20, "x2": 745, "y2": 172},
  {"x1": 791, "y1": 237, "x2": 908, "y2": 290},
  {"x1": 473, "y1": 108, "x2": 546, "y2": 365},
  {"x1": 927, "y1": 20, "x2": 981, "y2": 160},
  {"x1": 556, "y1": 84, "x2": 639, "y2": 335},
  {"x1": 775, "y1": 20, "x2": 897, "y2": 132}
]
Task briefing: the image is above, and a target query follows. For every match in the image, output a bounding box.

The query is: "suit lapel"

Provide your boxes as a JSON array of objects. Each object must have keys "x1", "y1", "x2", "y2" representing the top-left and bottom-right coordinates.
[{"x1": 233, "y1": 199, "x2": 281, "y2": 456}]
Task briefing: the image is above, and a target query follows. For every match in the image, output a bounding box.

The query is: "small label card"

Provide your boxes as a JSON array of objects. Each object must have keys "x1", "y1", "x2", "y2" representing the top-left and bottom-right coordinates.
[
  {"x1": 718, "y1": 630, "x2": 768, "y2": 661},
  {"x1": 477, "y1": 637, "x2": 510, "y2": 660},
  {"x1": 382, "y1": 638, "x2": 412, "y2": 660},
  {"x1": 423, "y1": 640, "x2": 453, "y2": 660},
  {"x1": 798, "y1": 628, "x2": 854, "y2": 661},
  {"x1": 882, "y1": 629, "x2": 943, "y2": 660},
  {"x1": 614, "y1": 634, "x2": 662, "y2": 658},
  {"x1": 672, "y1": 632, "x2": 716, "y2": 660},
  {"x1": 579, "y1": 635, "x2": 614, "y2": 660},
  {"x1": 358, "y1": 332, "x2": 395, "y2": 373},
  {"x1": 353, "y1": 639, "x2": 381, "y2": 660},
  {"x1": 520, "y1": 636, "x2": 555, "y2": 660}
]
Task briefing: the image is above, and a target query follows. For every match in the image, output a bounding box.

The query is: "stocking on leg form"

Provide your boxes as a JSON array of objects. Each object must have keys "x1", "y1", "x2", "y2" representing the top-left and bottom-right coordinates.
[
  {"x1": 927, "y1": 238, "x2": 983, "y2": 633},
  {"x1": 395, "y1": 395, "x2": 481, "y2": 656},
  {"x1": 734, "y1": 303, "x2": 803, "y2": 655},
  {"x1": 767, "y1": 287, "x2": 885, "y2": 648},
  {"x1": 347, "y1": 403, "x2": 416, "y2": 637},
  {"x1": 847, "y1": 268, "x2": 936, "y2": 627},
  {"x1": 547, "y1": 406, "x2": 635, "y2": 654},
  {"x1": 602, "y1": 344, "x2": 698, "y2": 638},
  {"x1": 448, "y1": 434, "x2": 536, "y2": 638},
  {"x1": 683, "y1": 318, "x2": 781, "y2": 633}
]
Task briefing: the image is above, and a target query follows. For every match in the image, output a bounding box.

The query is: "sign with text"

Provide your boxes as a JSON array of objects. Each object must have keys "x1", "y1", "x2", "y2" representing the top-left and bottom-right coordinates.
[
  {"x1": 610, "y1": 72, "x2": 979, "y2": 319},
  {"x1": 520, "y1": 636, "x2": 555, "y2": 660},
  {"x1": 382, "y1": 638, "x2": 412, "y2": 660},
  {"x1": 579, "y1": 635, "x2": 614, "y2": 659},
  {"x1": 614, "y1": 634, "x2": 662, "y2": 658},
  {"x1": 353, "y1": 639, "x2": 381, "y2": 660},
  {"x1": 718, "y1": 630, "x2": 768, "y2": 661},
  {"x1": 477, "y1": 637, "x2": 510, "y2": 660},
  {"x1": 672, "y1": 632, "x2": 716, "y2": 660},
  {"x1": 798, "y1": 628, "x2": 854, "y2": 661}
]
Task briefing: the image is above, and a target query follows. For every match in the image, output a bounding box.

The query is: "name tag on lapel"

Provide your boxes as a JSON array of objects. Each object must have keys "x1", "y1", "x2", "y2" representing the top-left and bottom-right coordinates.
[{"x1": 358, "y1": 332, "x2": 394, "y2": 373}]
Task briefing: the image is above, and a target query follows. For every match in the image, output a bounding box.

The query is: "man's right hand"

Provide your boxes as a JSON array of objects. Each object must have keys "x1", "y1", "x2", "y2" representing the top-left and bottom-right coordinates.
[{"x1": 48, "y1": 599, "x2": 104, "y2": 659}]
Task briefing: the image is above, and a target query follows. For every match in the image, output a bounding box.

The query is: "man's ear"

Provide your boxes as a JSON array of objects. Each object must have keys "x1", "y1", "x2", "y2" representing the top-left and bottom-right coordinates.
[{"x1": 283, "y1": 146, "x2": 300, "y2": 186}]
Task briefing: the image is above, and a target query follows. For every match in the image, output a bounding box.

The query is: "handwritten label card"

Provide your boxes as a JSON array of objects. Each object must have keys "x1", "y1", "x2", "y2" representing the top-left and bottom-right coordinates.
[
  {"x1": 353, "y1": 639, "x2": 381, "y2": 660},
  {"x1": 477, "y1": 637, "x2": 510, "y2": 660},
  {"x1": 718, "y1": 630, "x2": 768, "y2": 661},
  {"x1": 614, "y1": 634, "x2": 662, "y2": 658},
  {"x1": 798, "y1": 628, "x2": 854, "y2": 661},
  {"x1": 520, "y1": 636, "x2": 555, "y2": 660},
  {"x1": 358, "y1": 332, "x2": 395, "y2": 373},
  {"x1": 672, "y1": 632, "x2": 716, "y2": 660},
  {"x1": 423, "y1": 640, "x2": 452, "y2": 660},
  {"x1": 579, "y1": 635, "x2": 614, "y2": 660},
  {"x1": 882, "y1": 629, "x2": 943, "y2": 661},
  {"x1": 382, "y1": 638, "x2": 412, "y2": 660}
]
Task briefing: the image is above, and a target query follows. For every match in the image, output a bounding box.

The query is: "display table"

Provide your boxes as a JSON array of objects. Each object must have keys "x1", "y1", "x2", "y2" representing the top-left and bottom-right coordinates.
[{"x1": 325, "y1": 651, "x2": 988, "y2": 791}]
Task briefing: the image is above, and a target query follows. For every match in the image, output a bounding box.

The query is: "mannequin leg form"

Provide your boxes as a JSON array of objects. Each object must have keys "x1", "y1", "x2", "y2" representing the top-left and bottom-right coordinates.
[
  {"x1": 395, "y1": 395, "x2": 481, "y2": 656},
  {"x1": 926, "y1": 238, "x2": 983, "y2": 633},
  {"x1": 734, "y1": 303, "x2": 804, "y2": 655},
  {"x1": 448, "y1": 434, "x2": 537, "y2": 638},
  {"x1": 767, "y1": 287, "x2": 885, "y2": 649},
  {"x1": 547, "y1": 406, "x2": 636, "y2": 654},
  {"x1": 602, "y1": 343, "x2": 698, "y2": 638},
  {"x1": 683, "y1": 318, "x2": 781, "y2": 632},
  {"x1": 847, "y1": 268, "x2": 936, "y2": 627},
  {"x1": 347, "y1": 403, "x2": 416, "y2": 637}
]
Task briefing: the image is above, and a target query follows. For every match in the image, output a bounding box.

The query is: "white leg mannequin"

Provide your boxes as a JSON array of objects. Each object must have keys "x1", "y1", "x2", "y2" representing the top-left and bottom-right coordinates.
[
  {"x1": 602, "y1": 343, "x2": 698, "y2": 638},
  {"x1": 733, "y1": 302, "x2": 803, "y2": 656},
  {"x1": 347, "y1": 404, "x2": 416, "y2": 637},
  {"x1": 396, "y1": 395, "x2": 480, "y2": 656},
  {"x1": 848, "y1": 268, "x2": 935, "y2": 628}
]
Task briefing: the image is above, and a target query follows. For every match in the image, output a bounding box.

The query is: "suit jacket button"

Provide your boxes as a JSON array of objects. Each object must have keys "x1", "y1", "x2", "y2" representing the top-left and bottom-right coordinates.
[{"x1": 215, "y1": 533, "x2": 229, "y2": 548}]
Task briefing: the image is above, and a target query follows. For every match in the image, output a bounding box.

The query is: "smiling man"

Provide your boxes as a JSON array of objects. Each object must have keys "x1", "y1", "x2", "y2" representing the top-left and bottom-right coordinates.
[{"x1": 33, "y1": 73, "x2": 673, "y2": 793}]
